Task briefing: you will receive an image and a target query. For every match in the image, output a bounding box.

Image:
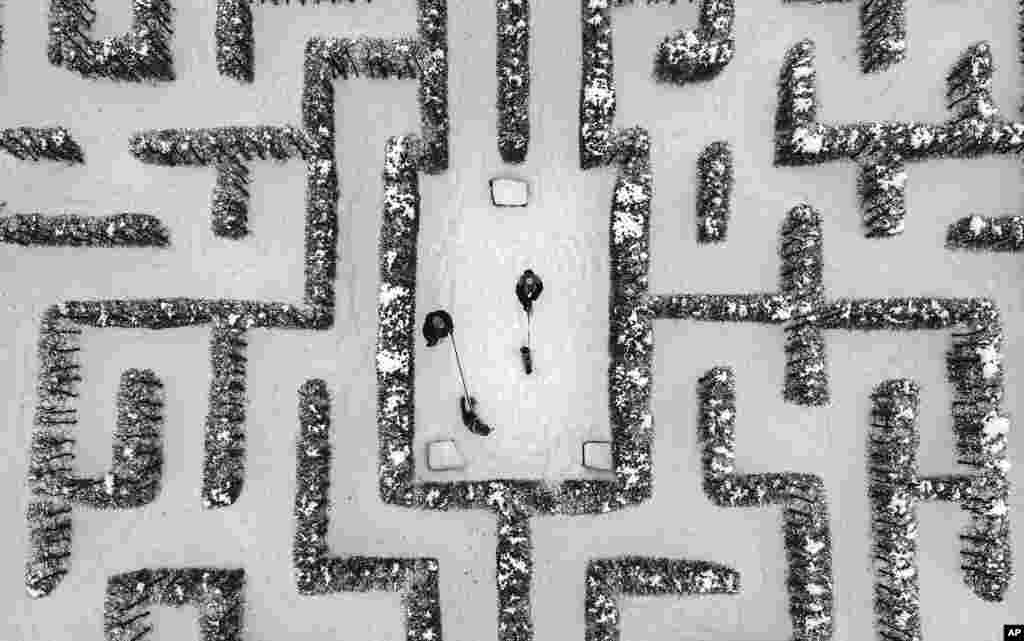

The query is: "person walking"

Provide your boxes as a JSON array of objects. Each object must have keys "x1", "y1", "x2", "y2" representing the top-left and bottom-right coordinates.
[
  {"x1": 515, "y1": 269, "x2": 543, "y2": 374},
  {"x1": 423, "y1": 310, "x2": 492, "y2": 436}
]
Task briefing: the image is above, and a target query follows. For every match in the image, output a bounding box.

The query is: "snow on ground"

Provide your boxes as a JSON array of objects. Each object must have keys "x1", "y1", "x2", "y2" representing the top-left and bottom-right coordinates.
[{"x1": 1, "y1": 1, "x2": 1022, "y2": 640}]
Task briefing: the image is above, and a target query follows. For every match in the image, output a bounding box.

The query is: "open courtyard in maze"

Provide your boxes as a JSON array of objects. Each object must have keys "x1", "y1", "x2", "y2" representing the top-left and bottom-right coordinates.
[{"x1": 1, "y1": 1, "x2": 1022, "y2": 640}]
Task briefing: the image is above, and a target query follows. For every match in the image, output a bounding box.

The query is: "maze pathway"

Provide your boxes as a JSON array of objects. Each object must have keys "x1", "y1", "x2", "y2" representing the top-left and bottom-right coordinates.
[{"x1": 1, "y1": 1, "x2": 1020, "y2": 640}]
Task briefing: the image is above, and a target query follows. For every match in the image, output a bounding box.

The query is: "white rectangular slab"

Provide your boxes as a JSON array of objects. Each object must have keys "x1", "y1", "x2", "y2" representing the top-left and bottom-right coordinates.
[
  {"x1": 427, "y1": 439, "x2": 466, "y2": 471},
  {"x1": 490, "y1": 178, "x2": 529, "y2": 207},
  {"x1": 582, "y1": 440, "x2": 613, "y2": 472}
]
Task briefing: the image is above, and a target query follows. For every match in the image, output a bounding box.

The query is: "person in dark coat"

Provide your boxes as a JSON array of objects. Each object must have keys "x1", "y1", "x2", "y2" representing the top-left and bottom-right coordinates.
[
  {"x1": 423, "y1": 310, "x2": 454, "y2": 346},
  {"x1": 515, "y1": 269, "x2": 543, "y2": 374},
  {"x1": 422, "y1": 309, "x2": 492, "y2": 436},
  {"x1": 516, "y1": 269, "x2": 543, "y2": 314}
]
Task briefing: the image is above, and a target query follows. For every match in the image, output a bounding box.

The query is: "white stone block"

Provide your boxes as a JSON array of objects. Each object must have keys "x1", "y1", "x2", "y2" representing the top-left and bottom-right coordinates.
[
  {"x1": 427, "y1": 439, "x2": 465, "y2": 471},
  {"x1": 490, "y1": 178, "x2": 529, "y2": 207},
  {"x1": 582, "y1": 440, "x2": 613, "y2": 471}
]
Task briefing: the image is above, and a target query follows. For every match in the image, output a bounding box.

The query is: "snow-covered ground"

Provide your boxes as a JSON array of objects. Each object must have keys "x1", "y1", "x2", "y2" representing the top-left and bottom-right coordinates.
[{"x1": 2, "y1": 1, "x2": 1023, "y2": 640}]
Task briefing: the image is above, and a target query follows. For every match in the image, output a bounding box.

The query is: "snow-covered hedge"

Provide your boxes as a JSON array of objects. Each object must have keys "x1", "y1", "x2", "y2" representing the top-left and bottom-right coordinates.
[
  {"x1": 947, "y1": 215, "x2": 1024, "y2": 251},
  {"x1": 48, "y1": 0, "x2": 175, "y2": 81},
  {"x1": 2, "y1": 127, "x2": 83, "y2": 163},
  {"x1": 215, "y1": 0, "x2": 254, "y2": 82},
  {"x1": 780, "y1": 205, "x2": 828, "y2": 406},
  {"x1": 656, "y1": 204, "x2": 829, "y2": 406},
  {"x1": 215, "y1": 0, "x2": 450, "y2": 168},
  {"x1": 776, "y1": 40, "x2": 1019, "y2": 237},
  {"x1": 942, "y1": 306, "x2": 1012, "y2": 602},
  {"x1": 5, "y1": 126, "x2": 163, "y2": 248},
  {"x1": 211, "y1": 161, "x2": 251, "y2": 239},
  {"x1": 376, "y1": 129, "x2": 655, "y2": 517},
  {"x1": 580, "y1": 0, "x2": 734, "y2": 168},
  {"x1": 26, "y1": 326, "x2": 165, "y2": 598},
  {"x1": 0, "y1": 213, "x2": 168, "y2": 247},
  {"x1": 654, "y1": 0, "x2": 734, "y2": 84},
  {"x1": 202, "y1": 328, "x2": 249, "y2": 508},
  {"x1": 104, "y1": 568, "x2": 245, "y2": 641},
  {"x1": 868, "y1": 379, "x2": 923, "y2": 641},
  {"x1": 294, "y1": 379, "x2": 444, "y2": 641},
  {"x1": 215, "y1": 0, "x2": 381, "y2": 82},
  {"x1": 696, "y1": 141, "x2": 733, "y2": 243},
  {"x1": 497, "y1": 0, "x2": 530, "y2": 163},
  {"x1": 586, "y1": 557, "x2": 740, "y2": 641},
  {"x1": 699, "y1": 367, "x2": 835, "y2": 640},
  {"x1": 373, "y1": 125, "x2": 658, "y2": 638},
  {"x1": 869, "y1": 357, "x2": 1012, "y2": 638},
  {"x1": 859, "y1": 0, "x2": 906, "y2": 73},
  {"x1": 22, "y1": 30, "x2": 402, "y2": 592},
  {"x1": 858, "y1": 150, "x2": 906, "y2": 237}
]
